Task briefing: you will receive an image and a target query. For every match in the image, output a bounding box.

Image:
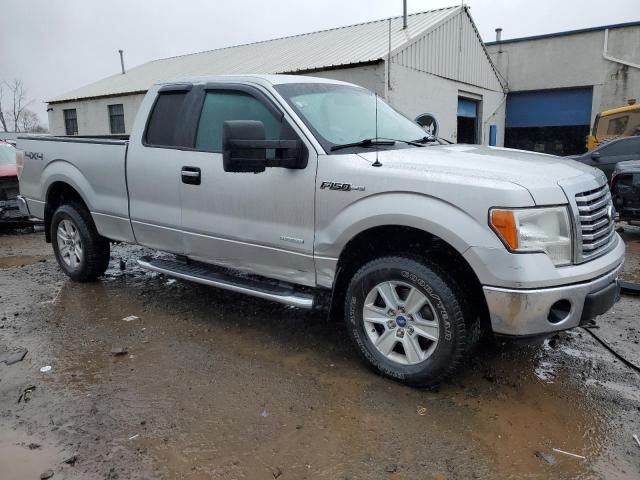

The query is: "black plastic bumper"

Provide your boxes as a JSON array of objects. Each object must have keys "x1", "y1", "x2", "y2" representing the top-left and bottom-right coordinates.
[{"x1": 580, "y1": 279, "x2": 620, "y2": 325}]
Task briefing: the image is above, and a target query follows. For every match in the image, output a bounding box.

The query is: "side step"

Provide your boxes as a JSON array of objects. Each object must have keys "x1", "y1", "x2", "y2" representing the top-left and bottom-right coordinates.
[{"x1": 137, "y1": 256, "x2": 315, "y2": 309}]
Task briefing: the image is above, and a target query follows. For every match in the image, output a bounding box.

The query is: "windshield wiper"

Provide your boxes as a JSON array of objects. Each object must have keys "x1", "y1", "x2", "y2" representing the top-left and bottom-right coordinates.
[
  {"x1": 412, "y1": 135, "x2": 438, "y2": 144},
  {"x1": 330, "y1": 138, "x2": 395, "y2": 152}
]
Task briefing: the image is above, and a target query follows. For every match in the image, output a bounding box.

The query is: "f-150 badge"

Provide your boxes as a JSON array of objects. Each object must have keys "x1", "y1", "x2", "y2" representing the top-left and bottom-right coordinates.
[{"x1": 320, "y1": 181, "x2": 365, "y2": 192}]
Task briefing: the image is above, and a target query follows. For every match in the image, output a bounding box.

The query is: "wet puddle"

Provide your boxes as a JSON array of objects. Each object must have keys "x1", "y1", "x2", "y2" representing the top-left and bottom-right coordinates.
[
  {"x1": 0, "y1": 429, "x2": 61, "y2": 480},
  {"x1": 34, "y1": 273, "x2": 621, "y2": 479},
  {"x1": 0, "y1": 255, "x2": 48, "y2": 269}
]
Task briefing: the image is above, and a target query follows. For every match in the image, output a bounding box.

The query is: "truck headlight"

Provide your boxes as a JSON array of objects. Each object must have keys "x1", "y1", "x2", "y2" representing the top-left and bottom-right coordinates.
[{"x1": 490, "y1": 206, "x2": 572, "y2": 266}]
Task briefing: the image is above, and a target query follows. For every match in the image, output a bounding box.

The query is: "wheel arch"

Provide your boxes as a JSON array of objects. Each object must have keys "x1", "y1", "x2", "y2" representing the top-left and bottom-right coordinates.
[
  {"x1": 328, "y1": 224, "x2": 490, "y2": 333},
  {"x1": 44, "y1": 181, "x2": 91, "y2": 243}
]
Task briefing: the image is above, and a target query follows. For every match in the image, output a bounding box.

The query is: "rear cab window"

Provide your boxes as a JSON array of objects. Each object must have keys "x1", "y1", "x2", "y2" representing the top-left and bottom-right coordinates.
[{"x1": 144, "y1": 90, "x2": 189, "y2": 147}]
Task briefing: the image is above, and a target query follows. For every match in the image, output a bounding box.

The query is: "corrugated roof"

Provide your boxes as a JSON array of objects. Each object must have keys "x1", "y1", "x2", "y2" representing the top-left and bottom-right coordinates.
[
  {"x1": 49, "y1": 6, "x2": 460, "y2": 103},
  {"x1": 484, "y1": 20, "x2": 640, "y2": 46}
]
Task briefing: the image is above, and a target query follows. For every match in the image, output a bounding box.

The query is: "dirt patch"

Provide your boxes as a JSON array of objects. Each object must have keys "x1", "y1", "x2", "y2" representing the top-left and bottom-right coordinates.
[{"x1": 0, "y1": 231, "x2": 639, "y2": 479}]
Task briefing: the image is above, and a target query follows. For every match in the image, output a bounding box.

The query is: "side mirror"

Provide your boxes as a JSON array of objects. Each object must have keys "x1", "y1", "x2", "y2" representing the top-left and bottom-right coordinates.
[
  {"x1": 415, "y1": 113, "x2": 439, "y2": 137},
  {"x1": 591, "y1": 151, "x2": 601, "y2": 162},
  {"x1": 223, "y1": 120, "x2": 268, "y2": 173},
  {"x1": 222, "y1": 120, "x2": 305, "y2": 173}
]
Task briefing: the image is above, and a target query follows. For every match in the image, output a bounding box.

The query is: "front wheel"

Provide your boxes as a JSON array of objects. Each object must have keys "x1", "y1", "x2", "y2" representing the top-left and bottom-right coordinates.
[
  {"x1": 344, "y1": 256, "x2": 469, "y2": 387},
  {"x1": 51, "y1": 203, "x2": 110, "y2": 282}
]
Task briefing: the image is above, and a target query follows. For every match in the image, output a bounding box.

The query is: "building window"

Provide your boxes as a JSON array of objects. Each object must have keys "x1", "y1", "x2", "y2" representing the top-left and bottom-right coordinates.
[
  {"x1": 108, "y1": 104, "x2": 125, "y2": 134},
  {"x1": 63, "y1": 109, "x2": 78, "y2": 135}
]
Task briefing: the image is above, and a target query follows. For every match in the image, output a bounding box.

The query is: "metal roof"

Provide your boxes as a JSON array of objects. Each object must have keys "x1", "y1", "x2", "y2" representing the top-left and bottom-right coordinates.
[
  {"x1": 49, "y1": 6, "x2": 462, "y2": 103},
  {"x1": 485, "y1": 20, "x2": 640, "y2": 46}
]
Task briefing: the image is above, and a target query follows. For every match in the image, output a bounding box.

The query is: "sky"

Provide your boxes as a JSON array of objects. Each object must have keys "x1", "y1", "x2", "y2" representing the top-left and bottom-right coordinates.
[{"x1": 1, "y1": 0, "x2": 639, "y2": 127}]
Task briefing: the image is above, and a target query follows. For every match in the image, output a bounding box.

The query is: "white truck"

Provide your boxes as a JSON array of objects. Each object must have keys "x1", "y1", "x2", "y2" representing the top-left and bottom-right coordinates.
[{"x1": 16, "y1": 75, "x2": 624, "y2": 386}]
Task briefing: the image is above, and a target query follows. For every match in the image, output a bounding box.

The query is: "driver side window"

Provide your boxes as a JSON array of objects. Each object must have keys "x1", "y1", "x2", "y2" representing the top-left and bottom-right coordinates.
[{"x1": 195, "y1": 91, "x2": 282, "y2": 152}]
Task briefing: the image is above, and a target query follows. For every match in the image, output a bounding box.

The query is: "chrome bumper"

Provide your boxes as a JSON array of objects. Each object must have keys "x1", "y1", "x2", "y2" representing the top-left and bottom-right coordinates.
[
  {"x1": 16, "y1": 195, "x2": 31, "y2": 217},
  {"x1": 484, "y1": 262, "x2": 623, "y2": 336}
]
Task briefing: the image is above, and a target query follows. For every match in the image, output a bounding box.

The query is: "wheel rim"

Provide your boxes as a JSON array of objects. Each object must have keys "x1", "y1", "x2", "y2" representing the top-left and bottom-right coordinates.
[
  {"x1": 56, "y1": 219, "x2": 83, "y2": 270},
  {"x1": 363, "y1": 280, "x2": 440, "y2": 365}
]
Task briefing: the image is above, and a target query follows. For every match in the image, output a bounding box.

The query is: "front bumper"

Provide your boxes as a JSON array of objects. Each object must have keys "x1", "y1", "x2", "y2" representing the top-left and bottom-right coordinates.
[
  {"x1": 16, "y1": 194, "x2": 31, "y2": 217},
  {"x1": 484, "y1": 262, "x2": 623, "y2": 336}
]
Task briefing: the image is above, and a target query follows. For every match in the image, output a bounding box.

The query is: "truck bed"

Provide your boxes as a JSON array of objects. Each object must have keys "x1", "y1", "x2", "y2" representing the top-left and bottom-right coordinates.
[{"x1": 17, "y1": 135, "x2": 135, "y2": 242}]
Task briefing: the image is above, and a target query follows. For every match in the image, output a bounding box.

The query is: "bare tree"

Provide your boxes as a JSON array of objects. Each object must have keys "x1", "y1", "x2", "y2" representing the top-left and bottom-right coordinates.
[
  {"x1": 6, "y1": 79, "x2": 31, "y2": 132},
  {"x1": 20, "y1": 109, "x2": 45, "y2": 133},
  {"x1": 0, "y1": 83, "x2": 8, "y2": 132}
]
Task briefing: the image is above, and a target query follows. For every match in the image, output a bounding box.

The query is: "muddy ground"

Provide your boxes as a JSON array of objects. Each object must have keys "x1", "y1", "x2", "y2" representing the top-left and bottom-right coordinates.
[{"x1": 1, "y1": 227, "x2": 639, "y2": 480}]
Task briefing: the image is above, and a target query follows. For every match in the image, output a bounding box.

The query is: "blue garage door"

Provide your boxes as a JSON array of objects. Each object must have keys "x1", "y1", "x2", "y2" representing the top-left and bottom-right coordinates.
[{"x1": 506, "y1": 88, "x2": 593, "y2": 128}]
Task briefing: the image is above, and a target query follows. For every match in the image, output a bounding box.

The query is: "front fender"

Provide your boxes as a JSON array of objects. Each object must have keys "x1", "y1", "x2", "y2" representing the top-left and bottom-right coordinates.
[{"x1": 314, "y1": 192, "x2": 504, "y2": 287}]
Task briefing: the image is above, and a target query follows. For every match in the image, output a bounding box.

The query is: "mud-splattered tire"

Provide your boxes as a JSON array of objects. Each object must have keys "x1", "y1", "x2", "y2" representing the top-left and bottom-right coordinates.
[
  {"x1": 51, "y1": 203, "x2": 110, "y2": 282},
  {"x1": 344, "y1": 256, "x2": 469, "y2": 388}
]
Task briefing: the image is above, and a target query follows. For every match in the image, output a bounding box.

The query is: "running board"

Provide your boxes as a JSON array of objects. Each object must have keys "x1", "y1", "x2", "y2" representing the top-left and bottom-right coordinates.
[{"x1": 137, "y1": 257, "x2": 314, "y2": 309}]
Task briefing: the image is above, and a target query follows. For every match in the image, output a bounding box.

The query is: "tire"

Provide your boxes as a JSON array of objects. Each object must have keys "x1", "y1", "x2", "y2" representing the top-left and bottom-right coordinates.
[
  {"x1": 51, "y1": 203, "x2": 110, "y2": 282},
  {"x1": 344, "y1": 256, "x2": 469, "y2": 388}
]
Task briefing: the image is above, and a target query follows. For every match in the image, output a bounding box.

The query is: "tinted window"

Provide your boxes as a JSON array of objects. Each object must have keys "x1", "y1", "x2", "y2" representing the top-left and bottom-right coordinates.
[
  {"x1": 600, "y1": 137, "x2": 640, "y2": 156},
  {"x1": 195, "y1": 91, "x2": 281, "y2": 152},
  {"x1": 145, "y1": 92, "x2": 188, "y2": 147}
]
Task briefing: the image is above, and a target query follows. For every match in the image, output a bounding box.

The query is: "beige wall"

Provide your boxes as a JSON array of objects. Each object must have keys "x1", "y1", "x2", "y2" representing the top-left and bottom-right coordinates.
[
  {"x1": 387, "y1": 63, "x2": 506, "y2": 145},
  {"x1": 47, "y1": 94, "x2": 145, "y2": 135},
  {"x1": 486, "y1": 25, "x2": 640, "y2": 122}
]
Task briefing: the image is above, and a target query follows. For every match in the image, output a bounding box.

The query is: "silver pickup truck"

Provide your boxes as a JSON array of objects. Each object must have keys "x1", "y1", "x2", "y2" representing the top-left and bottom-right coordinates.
[{"x1": 16, "y1": 75, "x2": 624, "y2": 386}]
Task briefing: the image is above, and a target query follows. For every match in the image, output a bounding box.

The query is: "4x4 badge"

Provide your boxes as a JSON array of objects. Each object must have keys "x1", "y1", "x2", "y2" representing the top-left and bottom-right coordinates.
[{"x1": 320, "y1": 181, "x2": 365, "y2": 192}]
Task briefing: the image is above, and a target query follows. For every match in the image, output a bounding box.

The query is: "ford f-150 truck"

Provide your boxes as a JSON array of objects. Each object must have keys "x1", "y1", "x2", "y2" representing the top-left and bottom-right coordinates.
[{"x1": 16, "y1": 75, "x2": 625, "y2": 387}]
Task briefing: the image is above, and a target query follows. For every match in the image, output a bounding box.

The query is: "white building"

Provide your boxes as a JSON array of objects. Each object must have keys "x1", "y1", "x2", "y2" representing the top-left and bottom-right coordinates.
[
  {"x1": 47, "y1": 6, "x2": 506, "y2": 146},
  {"x1": 486, "y1": 21, "x2": 640, "y2": 155}
]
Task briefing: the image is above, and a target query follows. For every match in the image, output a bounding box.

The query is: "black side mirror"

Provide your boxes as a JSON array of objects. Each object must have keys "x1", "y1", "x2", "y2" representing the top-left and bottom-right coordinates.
[
  {"x1": 223, "y1": 120, "x2": 268, "y2": 173},
  {"x1": 591, "y1": 151, "x2": 601, "y2": 162},
  {"x1": 222, "y1": 120, "x2": 306, "y2": 173}
]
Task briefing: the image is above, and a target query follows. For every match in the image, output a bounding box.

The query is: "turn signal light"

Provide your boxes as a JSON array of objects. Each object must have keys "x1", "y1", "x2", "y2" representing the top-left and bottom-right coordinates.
[
  {"x1": 490, "y1": 209, "x2": 518, "y2": 249},
  {"x1": 15, "y1": 149, "x2": 24, "y2": 179}
]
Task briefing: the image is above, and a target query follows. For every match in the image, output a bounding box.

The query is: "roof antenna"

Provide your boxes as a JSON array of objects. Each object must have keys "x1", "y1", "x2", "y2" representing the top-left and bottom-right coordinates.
[{"x1": 372, "y1": 93, "x2": 382, "y2": 167}]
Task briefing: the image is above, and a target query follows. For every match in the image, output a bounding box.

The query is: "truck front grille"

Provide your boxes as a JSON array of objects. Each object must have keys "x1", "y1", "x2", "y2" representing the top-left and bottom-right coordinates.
[{"x1": 575, "y1": 183, "x2": 616, "y2": 262}]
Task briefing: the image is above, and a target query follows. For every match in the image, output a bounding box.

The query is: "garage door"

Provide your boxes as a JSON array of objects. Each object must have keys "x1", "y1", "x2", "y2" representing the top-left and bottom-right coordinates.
[
  {"x1": 505, "y1": 87, "x2": 593, "y2": 155},
  {"x1": 506, "y1": 88, "x2": 593, "y2": 128}
]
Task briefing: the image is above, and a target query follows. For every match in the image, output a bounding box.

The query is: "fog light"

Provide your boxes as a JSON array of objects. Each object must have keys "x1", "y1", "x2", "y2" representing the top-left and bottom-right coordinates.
[{"x1": 548, "y1": 300, "x2": 571, "y2": 324}]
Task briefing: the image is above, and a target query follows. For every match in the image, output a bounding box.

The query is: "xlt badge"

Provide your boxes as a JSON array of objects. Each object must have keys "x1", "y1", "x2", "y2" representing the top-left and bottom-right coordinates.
[{"x1": 320, "y1": 181, "x2": 365, "y2": 192}]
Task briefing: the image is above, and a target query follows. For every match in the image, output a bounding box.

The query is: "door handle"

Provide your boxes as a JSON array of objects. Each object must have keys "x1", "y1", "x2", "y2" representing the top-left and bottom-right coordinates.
[{"x1": 181, "y1": 166, "x2": 201, "y2": 185}]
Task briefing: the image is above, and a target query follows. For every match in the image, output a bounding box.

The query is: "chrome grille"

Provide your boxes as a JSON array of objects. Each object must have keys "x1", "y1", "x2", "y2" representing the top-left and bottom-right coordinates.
[{"x1": 575, "y1": 184, "x2": 616, "y2": 261}]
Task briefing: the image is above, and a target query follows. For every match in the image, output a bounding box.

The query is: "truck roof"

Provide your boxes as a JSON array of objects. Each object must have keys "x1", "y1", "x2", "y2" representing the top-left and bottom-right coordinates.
[
  {"x1": 153, "y1": 74, "x2": 353, "y2": 88},
  {"x1": 615, "y1": 160, "x2": 640, "y2": 174}
]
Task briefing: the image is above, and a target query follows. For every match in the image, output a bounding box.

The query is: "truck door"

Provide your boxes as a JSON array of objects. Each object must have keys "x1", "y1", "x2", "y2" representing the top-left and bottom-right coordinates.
[
  {"x1": 178, "y1": 84, "x2": 318, "y2": 287},
  {"x1": 126, "y1": 85, "x2": 193, "y2": 254}
]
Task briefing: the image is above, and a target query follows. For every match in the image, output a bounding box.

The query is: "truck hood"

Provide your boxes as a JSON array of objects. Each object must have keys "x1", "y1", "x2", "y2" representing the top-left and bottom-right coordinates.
[{"x1": 357, "y1": 144, "x2": 603, "y2": 205}]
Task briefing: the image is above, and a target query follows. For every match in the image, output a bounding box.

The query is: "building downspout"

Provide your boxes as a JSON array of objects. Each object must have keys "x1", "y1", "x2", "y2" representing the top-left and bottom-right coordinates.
[{"x1": 603, "y1": 29, "x2": 640, "y2": 69}]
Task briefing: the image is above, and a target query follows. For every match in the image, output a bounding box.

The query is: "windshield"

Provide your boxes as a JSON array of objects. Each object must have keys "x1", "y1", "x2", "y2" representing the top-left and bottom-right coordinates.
[
  {"x1": 274, "y1": 83, "x2": 428, "y2": 153},
  {"x1": 0, "y1": 144, "x2": 15, "y2": 165}
]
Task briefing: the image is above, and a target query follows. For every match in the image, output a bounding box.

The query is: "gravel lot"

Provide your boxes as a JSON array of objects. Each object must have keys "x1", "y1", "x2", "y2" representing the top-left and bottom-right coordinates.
[{"x1": 1, "y1": 226, "x2": 639, "y2": 479}]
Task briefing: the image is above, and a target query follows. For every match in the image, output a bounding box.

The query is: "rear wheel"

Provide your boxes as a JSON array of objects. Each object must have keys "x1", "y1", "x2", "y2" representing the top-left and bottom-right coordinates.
[
  {"x1": 51, "y1": 203, "x2": 110, "y2": 281},
  {"x1": 344, "y1": 256, "x2": 469, "y2": 387}
]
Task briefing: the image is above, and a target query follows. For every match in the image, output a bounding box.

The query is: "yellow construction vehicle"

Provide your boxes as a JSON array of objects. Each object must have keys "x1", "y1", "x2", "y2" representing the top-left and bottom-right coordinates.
[{"x1": 586, "y1": 103, "x2": 640, "y2": 150}]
